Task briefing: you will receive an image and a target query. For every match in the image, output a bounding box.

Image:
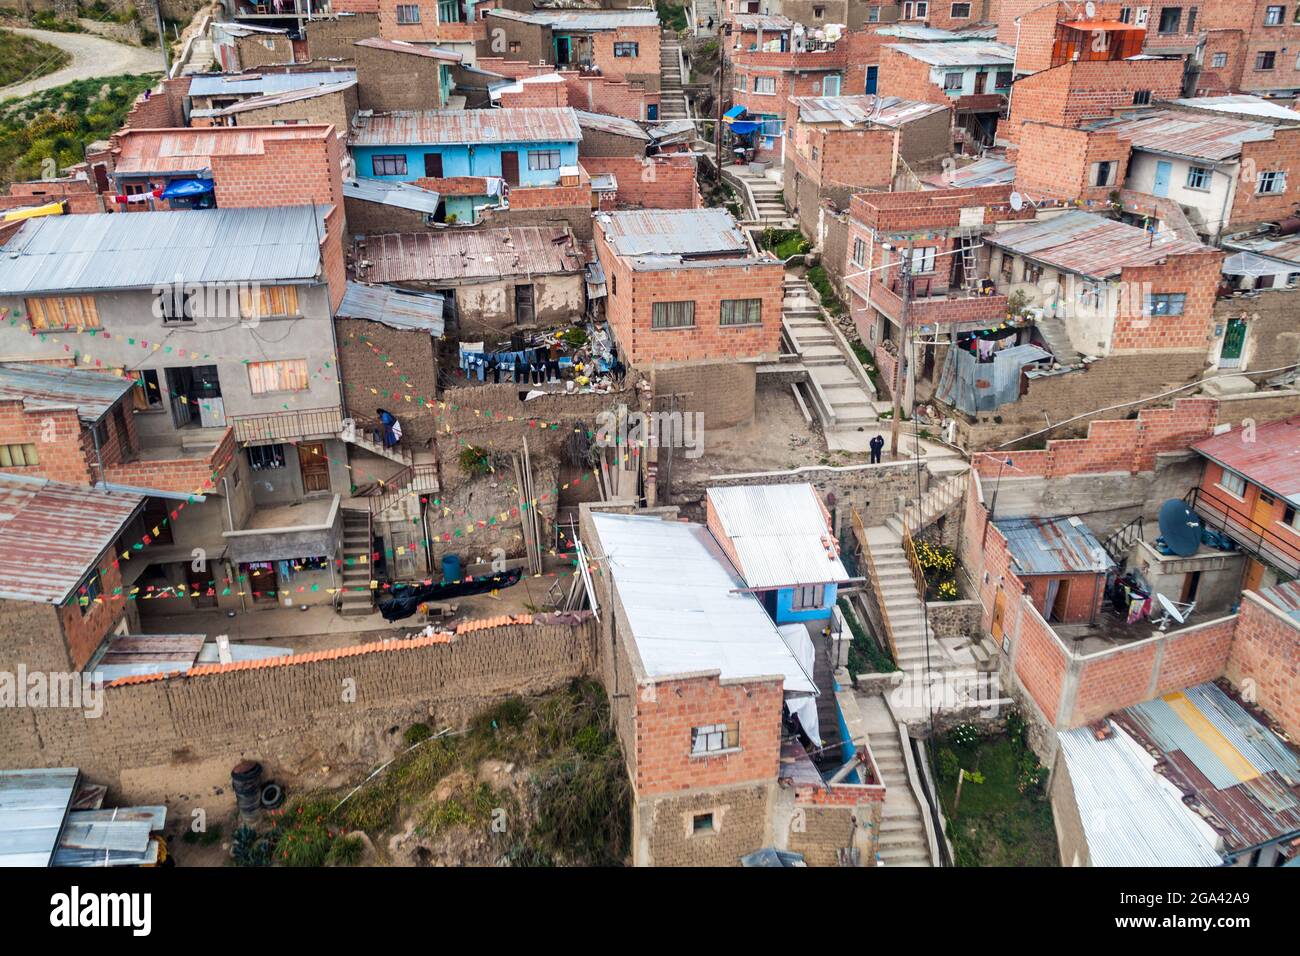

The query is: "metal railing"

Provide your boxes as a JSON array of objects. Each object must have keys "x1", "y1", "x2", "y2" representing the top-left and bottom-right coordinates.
[
  {"x1": 1186, "y1": 485, "x2": 1300, "y2": 573},
  {"x1": 368, "y1": 462, "x2": 438, "y2": 518},
  {"x1": 1101, "y1": 516, "x2": 1144, "y2": 567},
  {"x1": 229, "y1": 406, "x2": 344, "y2": 445},
  {"x1": 851, "y1": 507, "x2": 901, "y2": 663}
]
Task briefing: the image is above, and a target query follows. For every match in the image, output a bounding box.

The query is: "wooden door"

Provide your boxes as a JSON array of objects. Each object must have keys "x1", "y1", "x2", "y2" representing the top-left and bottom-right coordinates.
[
  {"x1": 515, "y1": 284, "x2": 535, "y2": 325},
  {"x1": 424, "y1": 152, "x2": 443, "y2": 177},
  {"x1": 246, "y1": 562, "x2": 278, "y2": 604},
  {"x1": 991, "y1": 590, "x2": 1006, "y2": 640},
  {"x1": 974, "y1": 71, "x2": 987, "y2": 94},
  {"x1": 1250, "y1": 490, "x2": 1275, "y2": 535},
  {"x1": 1050, "y1": 578, "x2": 1070, "y2": 622},
  {"x1": 1243, "y1": 558, "x2": 1266, "y2": 593},
  {"x1": 501, "y1": 150, "x2": 520, "y2": 187},
  {"x1": 299, "y1": 441, "x2": 331, "y2": 494}
]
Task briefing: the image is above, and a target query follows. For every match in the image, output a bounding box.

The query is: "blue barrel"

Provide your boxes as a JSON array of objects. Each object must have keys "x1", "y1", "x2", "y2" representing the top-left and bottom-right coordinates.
[{"x1": 441, "y1": 553, "x2": 462, "y2": 583}]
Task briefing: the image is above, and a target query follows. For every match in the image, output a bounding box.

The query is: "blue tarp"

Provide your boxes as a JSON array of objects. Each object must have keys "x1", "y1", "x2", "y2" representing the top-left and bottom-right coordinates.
[
  {"x1": 160, "y1": 178, "x2": 214, "y2": 199},
  {"x1": 724, "y1": 105, "x2": 747, "y2": 119},
  {"x1": 731, "y1": 121, "x2": 761, "y2": 135},
  {"x1": 936, "y1": 343, "x2": 1051, "y2": 414}
]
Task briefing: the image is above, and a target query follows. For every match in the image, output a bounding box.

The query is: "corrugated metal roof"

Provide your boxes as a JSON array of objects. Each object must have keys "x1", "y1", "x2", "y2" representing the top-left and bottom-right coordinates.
[
  {"x1": 884, "y1": 40, "x2": 1014, "y2": 66},
  {"x1": 993, "y1": 515, "x2": 1113, "y2": 575},
  {"x1": 1223, "y1": 232, "x2": 1300, "y2": 268},
  {"x1": 355, "y1": 226, "x2": 583, "y2": 283},
  {"x1": 187, "y1": 70, "x2": 357, "y2": 97},
  {"x1": 113, "y1": 125, "x2": 335, "y2": 176},
  {"x1": 94, "y1": 634, "x2": 206, "y2": 682},
  {"x1": 596, "y1": 208, "x2": 749, "y2": 259},
  {"x1": 575, "y1": 109, "x2": 650, "y2": 140},
  {"x1": 353, "y1": 36, "x2": 462, "y2": 61},
  {"x1": 338, "y1": 281, "x2": 445, "y2": 334},
  {"x1": 0, "y1": 474, "x2": 143, "y2": 604},
  {"x1": 706, "y1": 484, "x2": 848, "y2": 589},
  {"x1": 0, "y1": 205, "x2": 328, "y2": 294},
  {"x1": 647, "y1": 118, "x2": 694, "y2": 142},
  {"x1": 924, "y1": 155, "x2": 1015, "y2": 188},
  {"x1": 1258, "y1": 579, "x2": 1300, "y2": 623},
  {"x1": 987, "y1": 210, "x2": 1214, "y2": 279},
  {"x1": 1086, "y1": 108, "x2": 1276, "y2": 161},
  {"x1": 0, "y1": 768, "x2": 79, "y2": 867},
  {"x1": 1057, "y1": 724, "x2": 1224, "y2": 866},
  {"x1": 732, "y1": 13, "x2": 794, "y2": 31},
  {"x1": 1172, "y1": 94, "x2": 1300, "y2": 123},
  {"x1": 792, "y1": 94, "x2": 947, "y2": 127},
  {"x1": 1191, "y1": 416, "x2": 1300, "y2": 503},
  {"x1": 876, "y1": 24, "x2": 963, "y2": 40},
  {"x1": 350, "y1": 107, "x2": 581, "y2": 146},
  {"x1": 343, "y1": 176, "x2": 441, "y2": 214},
  {"x1": 486, "y1": 8, "x2": 659, "y2": 29},
  {"x1": 1117, "y1": 682, "x2": 1300, "y2": 854},
  {"x1": 0, "y1": 362, "x2": 132, "y2": 424},
  {"x1": 589, "y1": 511, "x2": 817, "y2": 693},
  {"x1": 217, "y1": 79, "x2": 356, "y2": 115}
]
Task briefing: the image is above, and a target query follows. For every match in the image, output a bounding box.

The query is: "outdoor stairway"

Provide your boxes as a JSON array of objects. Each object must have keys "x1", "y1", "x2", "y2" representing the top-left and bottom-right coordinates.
[
  {"x1": 692, "y1": 0, "x2": 719, "y2": 34},
  {"x1": 339, "y1": 509, "x2": 375, "y2": 616},
  {"x1": 659, "y1": 32, "x2": 688, "y2": 121},
  {"x1": 1034, "y1": 314, "x2": 1083, "y2": 366},
  {"x1": 783, "y1": 276, "x2": 877, "y2": 434},
  {"x1": 861, "y1": 695, "x2": 932, "y2": 866},
  {"x1": 346, "y1": 431, "x2": 413, "y2": 467},
  {"x1": 811, "y1": 628, "x2": 844, "y2": 769},
  {"x1": 729, "y1": 163, "x2": 786, "y2": 223},
  {"x1": 182, "y1": 37, "x2": 215, "y2": 75}
]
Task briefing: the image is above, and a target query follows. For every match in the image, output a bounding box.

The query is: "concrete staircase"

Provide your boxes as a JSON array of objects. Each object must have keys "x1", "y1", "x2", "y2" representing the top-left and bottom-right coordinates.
[
  {"x1": 1035, "y1": 314, "x2": 1083, "y2": 366},
  {"x1": 728, "y1": 163, "x2": 786, "y2": 223},
  {"x1": 346, "y1": 432, "x2": 413, "y2": 467},
  {"x1": 339, "y1": 509, "x2": 375, "y2": 616},
  {"x1": 692, "y1": 0, "x2": 719, "y2": 34},
  {"x1": 861, "y1": 694, "x2": 932, "y2": 866},
  {"x1": 659, "y1": 32, "x2": 688, "y2": 121},
  {"x1": 783, "y1": 276, "x2": 877, "y2": 436},
  {"x1": 181, "y1": 37, "x2": 214, "y2": 75}
]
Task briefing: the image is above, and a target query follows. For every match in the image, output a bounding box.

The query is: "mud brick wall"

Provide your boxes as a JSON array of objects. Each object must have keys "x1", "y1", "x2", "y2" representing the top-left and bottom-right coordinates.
[
  {"x1": 0, "y1": 620, "x2": 598, "y2": 795},
  {"x1": 638, "y1": 783, "x2": 771, "y2": 866},
  {"x1": 304, "y1": 13, "x2": 381, "y2": 60},
  {"x1": 437, "y1": 382, "x2": 638, "y2": 453},
  {"x1": 1214, "y1": 290, "x2": 1300, "y2": 375},
  {"x1": 337, "y1": 318, "x2": 441, "y2": 443}
]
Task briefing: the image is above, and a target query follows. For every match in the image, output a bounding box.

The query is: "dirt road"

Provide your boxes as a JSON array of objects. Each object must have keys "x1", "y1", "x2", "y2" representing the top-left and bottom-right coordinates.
[{"x1": 0, "y1": 26, "x2": 163, "y2": 100}]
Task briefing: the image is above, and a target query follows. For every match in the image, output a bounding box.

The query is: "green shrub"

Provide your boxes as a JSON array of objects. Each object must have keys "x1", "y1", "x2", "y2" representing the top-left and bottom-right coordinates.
[
  {"x1": 403, "y1": 722, "x2": 433, "y2": 746},
  {"x1": 325, "y1": 834, "x2": 365, "y2": 866},
  {"x1": 457, "y1": 444, "x2": 491, "y2": 477},
  {"x1": 936, "y1": 747, "x2": 960, "y2": 781}
]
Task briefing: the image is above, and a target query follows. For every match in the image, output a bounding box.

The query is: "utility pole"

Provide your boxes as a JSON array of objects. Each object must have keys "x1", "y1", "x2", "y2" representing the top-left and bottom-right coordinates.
[
  {"x1": 890, "y1": 242, "x2": 913, "y2": 458},
  {"x1": 714, "y1": 64, "x2": 723, "y2": 181},
  {"x1": 152, "y1": 0, "x2": 170, "y2": 74}
]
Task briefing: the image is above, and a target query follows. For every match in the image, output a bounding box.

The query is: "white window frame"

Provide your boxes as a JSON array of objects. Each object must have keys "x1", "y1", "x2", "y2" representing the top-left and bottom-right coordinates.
[
  {"x1": 950, "y1": 2, "x2": 971, "y2": 17},
  {"x1": 395, "y1": 3, "x2": 421, "y2": 24},
  {"x1": 753, "y1": 74, "x2": 776, "y2": 94},
  {"x1": 527, "y1": 149, "x2": 561, "y2": 171},
  {"x1": 1265, "y1": 4, "x2": 1284, "y2": 25},
  {"x1": 943, "y1": 71, "x2": 964, "y2": 91},
  {"x1": 1219, "y1": 468, "x2": 1247, "y2": 499},
  {"x1": 1186, "y1": 164, "x2": 1211, "y2": 191},
  {"x1": 691, "y1": 721, "x2": 740, "y2": 755},
  {"x1": 910, "y1": 246, "x2": 938, "y2": 274},
  {"x1": 1212, "y1": 51, "x2": 1228, "y2": 68},
  {"x1": 853, "y1": 237, "x2": 866, "y2": 266},
  {"x1": 791, "y1": 583, "x2": 825, "y2": 610},
  {"x1": 1091, "y1": 161, "x2": 1117, "y2": 187},
  {"x1": 1257, "y1": 170, "x2": 1287, "y2": 194}
]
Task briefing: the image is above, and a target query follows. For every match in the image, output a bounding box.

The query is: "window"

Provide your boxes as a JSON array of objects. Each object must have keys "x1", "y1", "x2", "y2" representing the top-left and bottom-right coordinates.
[
  {"x1": 25, "y1": 295, "x2": 100, "y2": 331},
  {"x1": 247, "y1": 444, "x2": 287, "y2": 471},
  {"x1": 753, "y1": 75, "x2": 775, "y2": 94},
  {"x1": 1264, "y1": 4, "x2": 1284, "y2": 25},
  {"x1": 813, "y1": 4, "x2": 824, "y2": 17},
  {"x1": 1257, "y1": 170, "x2": 1287, "y2": 194},
  {"x1": 914, "y1": 1, "x2": 928, "y2": 16},
  {"x1": 651, "y1": 300, "x2": 695, "y2": 329},
  {"x1": 132, "y1": 369, "x2": 162, "y2": 410},
  {"x1": 1119, "y1": 6, "x2": 1132, "y2": 23},
  {"x1": 527, "y1": 149, "x2": 561, "y2": 171},
  {"x1": 1186, "y1": 165, "x2": 1212, "y2": 190},
  {"x1": 951, "y1": 1, "x2": 971, "y2": 16},
  {"x1": 1211, "y1": 51, "x2": 1228, "y2": 68},
  {"x1": 508, "y1": 40, "x2": 520, "y2": 53},
  {"x1": 1283, "y1": 504, "x2": 1300, "y2": 533},
  {"x1": 868, "y1": 5, "x2": 881, "y2": 21},
  {"x1": 1256, "y1": 50, "x2": 1276, "y2": 70},
  {"x1": 371, "y1": 153, "x2": 408, "y2": 176},
  {"x1": 1143, "y1": 292, "x2": 1186, "y2": 316},
  {"x1": 909, "y1": 246, "x2": 937, "y2": 274},
  {"x1": 157, "y1": 285, "x2": 196, "y2": 322},
  {"x1": 692, "y1": 812, "x2": 715, "y2": 833},
  {"x1": 239, "y1": 285, "x2": 299, "y2": 320},
  {"x1": 396, "y1": 3, "x2": 420, "y2": 23},
  {"x1": 1091, "y1": 161, "x2": 1117, "y2": 187},
  {"x1": 438, "y1": 0, "x2": 460, "y2": 22},
  {"x1": 811, "y1": 145, "x2": 819, "y2": 161},
  {"x1": 995, "y1": 70, "x2": 1012, "y2": 89},
  {"x1": 0, "y1": 443, "x2": 38, "y2": 467},
  {"x1": 853, "y1": 237, "x2": 866, "y2": 266},
  {"x1": 792, "y1": 584, "x2": 825, "y2": 610},
  {"x1": 1220, "y1": 468, "x2": 1247, "y2": 497},
  {"x1": 720, "y1": 298, "x2": 761, "y2": 326},
  {"x1": 691, "y1": 722, "x2": 740, "y2": 754},
  {"x1": 1187, "y1": 6, "x2": 1197, "y2": 30},
  {"x1": 1158, "y1": 6, "x2": 1182, "y2": 33},
  {"x1": 247, "y1": 359, "x2": 309, "y2": 394},
  {"x1": 76, "y1": 570, "x2": 101, "y2": 616},
  {"x1": 943, "y1": 71, "x2": 963, "y2": 91},
  {"x1": 613, "y1": 41, "x2": 638, "y2": 57},
  {"x1": 1132, "y1": 89, "x2": 1152, "y2": 105}
]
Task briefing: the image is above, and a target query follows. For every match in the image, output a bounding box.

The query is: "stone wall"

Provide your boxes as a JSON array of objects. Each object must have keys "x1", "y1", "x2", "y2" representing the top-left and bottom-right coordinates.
[{"x1": 926, "y1": 599, "x2": 981, "y2": 641}]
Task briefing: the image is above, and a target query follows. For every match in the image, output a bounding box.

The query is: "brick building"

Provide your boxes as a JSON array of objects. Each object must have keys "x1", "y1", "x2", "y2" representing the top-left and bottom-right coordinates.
[
  {"x1": 207, "y1": 80, "x2": 359, "y2": 135},
  {"x1": 353, "y1": 36, "x2": 459, "y2": 111},
  {"x1": 876, "y1": 40, "x2": 1013, "y2": 149},
  {"x1": 593, "y1": 208, "x2": 784, "y2": 427},
  {"x1": 374, "y1": 0, "x2": 481, "y2": 63}
]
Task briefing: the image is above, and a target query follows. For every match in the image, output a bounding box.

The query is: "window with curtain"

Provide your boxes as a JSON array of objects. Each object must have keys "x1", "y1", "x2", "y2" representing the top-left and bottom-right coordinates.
[
  {"x1": 247, "y1": 359, "x2": 309, "y2": 394},
  {"x1": 651, "y1": 300, "x2": 695, "y2": 329},
  {"x1": 720, "y1": 298, "x2": 761, "y2": 326},
  {"x1": 239, "y1": 285, "x2": 300, "y2": 320},
  {"x1": 25, "y1": 295, "x2": 100, "y2": 331}
]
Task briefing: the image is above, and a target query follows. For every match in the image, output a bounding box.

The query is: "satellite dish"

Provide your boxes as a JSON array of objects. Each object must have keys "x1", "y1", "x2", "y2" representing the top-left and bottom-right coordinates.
[
  {"x1": 1158, "y1": 499, "x2": 1203, "y2": 557},
  {"x1": 1009, "y1": 191, "x2": 1024, "y2": 211},
  {"x1": 1155, "y1": 593, "x2": 1185, "y2": 624},
  {"x1": 1085, "y1": 1, "x2": 1097, "y2": 17}
]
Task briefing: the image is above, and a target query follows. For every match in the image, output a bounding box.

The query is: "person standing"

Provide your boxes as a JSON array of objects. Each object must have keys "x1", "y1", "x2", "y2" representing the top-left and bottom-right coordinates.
[{"x1": 869, "y1": 433, "x2": 885, "y2": 465}]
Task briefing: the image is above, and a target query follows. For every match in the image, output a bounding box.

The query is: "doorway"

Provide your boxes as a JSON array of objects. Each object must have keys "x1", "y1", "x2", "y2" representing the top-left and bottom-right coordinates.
[
  {"x1": 500, "y1": 150, "x2": 520, "y2": 186},
  {"x1": 1153, "y1": 160, "x2": 1172, "y2": 197},
  {"x1": 865, "y1": 65, "x2": 878, "y2": 94},
  {"x1": 515, "y1": 284, "x2": 535, "y2": 325},
  {"x1": 244, "y1": 562, "x2": 278, "y2": 604},
  {"x1": 298, "y1": 442, "x2": 331, "y2": 494},
  {"x1": 974, "y1": 71, "x2": 987, "y2": 94},
  {"x1": 1219, "y1": 316, "x2": 1247, "y2": 369},
  {"x1": 991, "y1": 590, "x2": 1006, "y2": 640},
  {"x1": 424, "y1": 152, "x2": 443, "y2": 177},
  {"x1": 1048, "y1": 578, "x2": 1070, "y2": 623}
]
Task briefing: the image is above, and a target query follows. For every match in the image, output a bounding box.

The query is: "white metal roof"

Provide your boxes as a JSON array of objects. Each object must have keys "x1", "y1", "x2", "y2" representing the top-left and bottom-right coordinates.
[
  {"x1": 589, "y1": 512, "x2": 816, "y2": 694},
  {"x1": 706, "y1": 484, "x2": 848, "y2": 589},
  {"x1": 1057, "y1": 722, "x2": 1223, "y2": 867},
  {"x1": 0, "y1": 768, "x2": 79, "y2": 867},
  {"x1": 885, "y1": 41, "x2": 1014, "y2": 67}
]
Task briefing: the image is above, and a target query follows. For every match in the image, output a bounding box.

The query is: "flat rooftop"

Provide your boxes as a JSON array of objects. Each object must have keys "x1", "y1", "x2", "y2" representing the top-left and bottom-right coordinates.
[{"x1": 354, "y1": 226, "x2": 584, "y2": 284}]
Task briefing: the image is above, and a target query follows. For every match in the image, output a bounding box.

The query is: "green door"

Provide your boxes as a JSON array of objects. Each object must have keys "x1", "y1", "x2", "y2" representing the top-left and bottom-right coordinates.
[{"x1": 1220, "y1": 316, "x2": 1247, "y2": 368}]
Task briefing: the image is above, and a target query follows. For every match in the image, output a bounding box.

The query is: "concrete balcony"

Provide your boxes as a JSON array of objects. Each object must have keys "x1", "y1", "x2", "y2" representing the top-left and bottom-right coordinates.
[
  {"x1": 850, "y1": 272, "x2": 1009, "y2": 329},
  {"x1": 104, "y1": 426, "x2": 237, "y2": 496},
  {"x1": 222, "y1": 494, "x2": 342, "y2": 566}
]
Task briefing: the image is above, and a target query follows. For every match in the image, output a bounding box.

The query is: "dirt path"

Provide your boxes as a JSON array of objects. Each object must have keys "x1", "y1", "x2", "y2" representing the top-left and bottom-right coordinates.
[{"x1": 0, "y1": 26, "x2": 163, "y2": 100}]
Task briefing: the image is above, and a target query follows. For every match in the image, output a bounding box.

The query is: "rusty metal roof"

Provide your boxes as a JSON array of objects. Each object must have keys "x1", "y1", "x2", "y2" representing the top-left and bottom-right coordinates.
[
  {"x1": 0, "y1": 363, "x2": 132, "y2": 424},
  {"x1": 993, "y1": 515, "x2": 1114, "y2": 576},
  {"x1": 0, "y1": 474, "x2": 143, "y2": 604},
  {"x1": 337, "y1": 281, "x2": 444, "y2": 335},
  {"x1": 355, "y1": 226, "x2": 583, "y2": 283},
  {"x1": 596, "y1": 208, "x2": 749, "y2": 258},
  {"x1": 112, "y1": 125, "x2": 335, "y2": 176},
  {"x1": 986, "y1": 210, "x2": 1215, "y2": 278},
  {"x1": 353, "y1": 36, "x2": 462, "y2": 60},
  {"x1": 1258, "y1": 580, "x2": 1300, "y2": 623},
  {"x1": 1191, "y1": 416, "x2": 1300, "y2": 503},
  {"x1": 1116, "y1": 682, "x2": 1300, "y2": 856},
  {"x1": 791, "y1": 94, "x2": 947, "y2": 128},
  {"x1": 1085, "y1": 108, "x2": 1277, "y2": 162},
  {"x1": 350, "y1": 107, "x2": 581, "y2": 147}
]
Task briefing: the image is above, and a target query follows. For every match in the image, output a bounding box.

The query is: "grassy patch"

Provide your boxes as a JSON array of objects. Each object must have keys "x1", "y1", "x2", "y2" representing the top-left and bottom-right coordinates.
[
  {"x1": 0, "y1": 72, "x2": 160, "y2": 185},
  {"x1": 849, "y1": 339, "x2": 881, "y2": 392},
  {"x1": 934, "y1": 714, "x2": 1057, "y2": 867},
  {"x1": 759, "y1": 227, "x2": 810, "y2": 260},
  {"x1": 656, "y1": 0, "x2": 688, "y2": 32},
  {"x1": 806, "y1": 265, "x2": 846, "y2": 316},
  {"x1": 0, "y1": 27, "x2": 71, "y2": 88},
  {"x1": 838, "y1": 597, "x2": 897, "y2": 676}
]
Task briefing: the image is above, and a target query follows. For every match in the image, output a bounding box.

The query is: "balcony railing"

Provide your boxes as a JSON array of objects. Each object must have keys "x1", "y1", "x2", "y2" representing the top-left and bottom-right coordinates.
[
  {"x1": 229, "y1": 406, "x2": 344, "y2": 445},
  {"x1": 1186, "y1": 485, "x2": 1300, "y2": 577}
]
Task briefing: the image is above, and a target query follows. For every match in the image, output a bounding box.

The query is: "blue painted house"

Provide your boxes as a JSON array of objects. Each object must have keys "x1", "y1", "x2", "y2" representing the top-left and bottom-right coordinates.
[
  {"x1": 706, "y1": 483, "x2": 848, "y2": 624},
  {"x1": 348, "y1": 106, "x2": 582, "y2": 222}
]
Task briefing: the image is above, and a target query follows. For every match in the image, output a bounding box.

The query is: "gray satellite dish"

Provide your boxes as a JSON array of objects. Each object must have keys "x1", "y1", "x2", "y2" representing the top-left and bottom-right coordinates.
[
  {"x1": 1157, "y1": 499, "x2": 1203, "y2": 557},
  {"x1": 1009, "y1": 191, "x2": 1024, "y2": 211},
  {"x1": 1155, "y1": 593, "x2": 1185, "y2": 624}
]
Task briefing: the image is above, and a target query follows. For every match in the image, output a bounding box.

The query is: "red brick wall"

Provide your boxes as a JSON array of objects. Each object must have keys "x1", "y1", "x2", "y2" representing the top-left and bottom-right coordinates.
[
  {"x1": 1231, "y1": 128, "x2": 1300, "y2": 227},
  {"x1": 589, "y1": 25, "x2": 661, "y2": 90},
  {"x1": 562, "y1": 72, "x2": 657, "y2": 121},
  {"x1": 1003, "y1": 59, "x2": 1184, "y2": 144},
  {"x1": 1226, "y1": 591, "x2": 1300, "y2": 742},
  {"x1": 0, "y1": 178, "x2": 105, "y2": 214},
  {"x1": 1014, "y1": 122, "x2": 1130, "y2": 201},
  {"x1": 497, "y1": 78, "x2": 568, "y2": 108},
  {"x1": 0, "y1": 402, "x2": 90, "y2": 486},
  {"x1": 876, "y1": 45, "x2": 948, "y2": 107},
  {"x1": 375, "y1": 0, "x2": 481, "y2": 44},
  {"x1": 210, "y1": 128, "x2": 344, "y2": 213},
  {"x1": 1110, "y1": 252, "x2": 1224, "y2": 353},
  {"x1": 580, "y1": 154, "x2": 700, "y2": 209},
  {"x1": 60, "y1": 555, "x2": 127, "y2": 672},
  {"x1": 633, "y1": 673, "x2": 784, "y2": 795},
  {"x1": 103, "y1": 426, "x2": 235, "y2": 496},
  {"x1": 1024, "y1": 572, "x2": 1106, "y2": 624}
]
